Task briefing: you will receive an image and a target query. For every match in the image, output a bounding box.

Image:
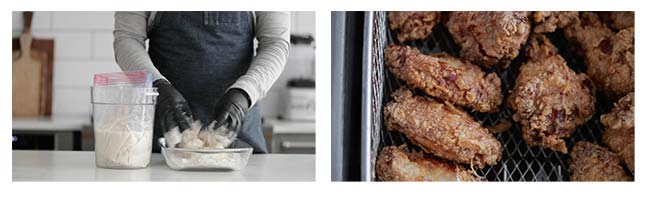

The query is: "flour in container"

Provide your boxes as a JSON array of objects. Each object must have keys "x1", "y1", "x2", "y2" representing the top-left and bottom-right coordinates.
[{"x1": 94, "y1": 105, "x2": 154, "y2": 168}]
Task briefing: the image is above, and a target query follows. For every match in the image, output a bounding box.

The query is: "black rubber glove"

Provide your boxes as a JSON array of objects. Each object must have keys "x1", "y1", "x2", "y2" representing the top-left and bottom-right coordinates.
[
  {"x1": 154, "y1": 79, "x2": 193, "y2": 133},
  {"x1": 212, "y1": 88, "x2": 250, "y2": 131}
]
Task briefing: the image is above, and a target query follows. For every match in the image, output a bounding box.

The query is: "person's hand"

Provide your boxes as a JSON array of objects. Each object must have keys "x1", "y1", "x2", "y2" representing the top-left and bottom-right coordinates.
[
  {"x1": 154, "y1": 79, "x2": 193, "y2": 133},
  {"x1": 212, "y1": 88, "x2": 250, "y2": 131}
]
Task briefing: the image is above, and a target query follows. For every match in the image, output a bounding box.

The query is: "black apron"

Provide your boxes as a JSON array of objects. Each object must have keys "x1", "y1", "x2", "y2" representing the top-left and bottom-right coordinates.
[{"x1": 148, "y1": 11, "x2": 267, "y2": 153}]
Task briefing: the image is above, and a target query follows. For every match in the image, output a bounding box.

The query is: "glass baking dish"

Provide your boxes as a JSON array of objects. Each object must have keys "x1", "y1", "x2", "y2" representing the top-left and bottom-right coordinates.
[{"x1": 158, "y1": 138, "x2": 252, "y2": 170}]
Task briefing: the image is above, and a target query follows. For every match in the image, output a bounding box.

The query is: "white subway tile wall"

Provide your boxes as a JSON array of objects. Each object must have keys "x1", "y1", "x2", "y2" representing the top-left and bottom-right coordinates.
[
  {"x1": 92, "y1": 32, "x2": 115, "y2": 59},
  {"x1": 51, "y1": 12, "x2": 114, "y2": 30},
  {"x1": 13, "y1": 11, "x2": 119, "y2": 117},
  {"x1": 12, "y1": 11, "x2": 315, "y2": 118},
  {"x1": 32, "y1": 32, "x2": 94, "y2": 59},
  {"x1": 13, "y1": 11, "x2": 52, "y2": 31}
]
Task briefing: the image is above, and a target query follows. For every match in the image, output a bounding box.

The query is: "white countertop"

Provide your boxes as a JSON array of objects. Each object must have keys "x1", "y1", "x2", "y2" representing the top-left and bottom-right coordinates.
[{"x1": 12, "y1": 150, "x2": 314, "y2": 181}]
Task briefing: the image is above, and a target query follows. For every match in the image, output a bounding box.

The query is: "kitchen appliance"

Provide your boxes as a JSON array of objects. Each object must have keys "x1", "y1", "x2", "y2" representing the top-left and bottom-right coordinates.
[
  {"x1": 283, "y1": 79, "x2": 315, "y2": 121},
  {"x1": 12, "y1": 134, "x2": 55, "y2": 150},
  {"x1": 360, "y1": 11, "x2": 618, "y2": 181},
  {"x1": 281, "y1": 34, "x2": 316, "y2": 121}
]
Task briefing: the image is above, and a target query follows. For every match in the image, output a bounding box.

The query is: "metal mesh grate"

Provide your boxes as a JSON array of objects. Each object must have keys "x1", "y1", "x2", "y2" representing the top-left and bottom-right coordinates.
[
  {"x1": 370, "y1": 11, "x2": 617, "y2": 181},
  {"x1": 369, "y1": 11, "x2": 387, "y2": 180}
]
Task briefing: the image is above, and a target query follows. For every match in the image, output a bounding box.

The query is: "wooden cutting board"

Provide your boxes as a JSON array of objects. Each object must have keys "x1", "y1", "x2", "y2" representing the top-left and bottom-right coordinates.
[
  {"x1": 12, "y1": 37, "x2": 54, "y2": 116},
  {"x1": 12, "y1": 11, "x2": 54, "y2": 117}
]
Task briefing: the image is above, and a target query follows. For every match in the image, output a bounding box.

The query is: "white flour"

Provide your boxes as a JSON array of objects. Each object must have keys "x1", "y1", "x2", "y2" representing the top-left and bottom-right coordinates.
[
  {"x1": 95, "y1": 130, "x2": 152, "y2": 168},
  {"x1": 93, "y1": 104, "x2": 154, "y2": 169},
  {"x1": 167, "y1": 151, "x2": 241, "y2": 169}
]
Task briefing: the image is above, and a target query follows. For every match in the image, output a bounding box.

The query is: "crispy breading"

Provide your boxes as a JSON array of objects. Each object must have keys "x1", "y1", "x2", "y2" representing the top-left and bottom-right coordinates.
[
  {"x1": 564, "y1": 12, "x2": 613, "y2": 47},
  {"x1": 384, "y1": 44, "x2": 502, "y2": 112},
  {"x1": 388, "y1": 11, "x2": 441, "y2": 42},
  {"x1": 384, "y1": 88, "x2": 502, "y2": 168},
  {"x1": 532, "y1": 11, "x2": 579, "y2": 33},
  {"x1": 508, "y1": 34, "x2": 595, "y2": 153},
  {"x1": 599, "y1": 11, "x2": 634, "y2": 30},
  {"x1": 564, "y1": 12, "x2": 634, "y2": 98},
  {"x1": 446, "y1": 11, "x2": 530, "y2": 67},
  {"x1": 376, "y1": 145, "x2": 480, "y2": 181},
  {"x1": 601, "y1": 92, "x2": 634, "y2": 173},
  {"x1": 569, "y1": 141, "x2": 631, "y2": 181}
]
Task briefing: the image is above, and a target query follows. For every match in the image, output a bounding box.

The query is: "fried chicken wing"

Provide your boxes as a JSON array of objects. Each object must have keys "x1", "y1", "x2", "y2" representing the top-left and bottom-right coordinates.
[
  {"x1": 376, "y1": 145, "x2": 479, "y2": 181},
  {"x1": 599, "y1": 11, "x2": 634, "y2": 31},
  {"x1": 601, "y1": 92, "x2": 634, "y2": 173},
  {"x1": 568, "y1": 141, "x2": 631, "y2": 181},
  {"x1": 384, "y1": 45, "x2": 502, "y2": 112},
  {"x1": 384, "y1": 88, "x2": 502, "y2": 168},
  {"x1": 508, "y1": 34, "x2": 595, "y2": 153},
  {"x1": 446, "y1": 11, "x2": 530, "y2": 68},
  {"x1": 388, "y1": 11, "x2": 441, "y2": 42},
  {"x1": 563, "y1": 12, "x2": 613, "y2": 47},
  {"x1": 532, "y1": 11, "x2": 579, "y2": 33},
  {"x1": 564, "y1": 12, "x2": 634, "y2": 98}
]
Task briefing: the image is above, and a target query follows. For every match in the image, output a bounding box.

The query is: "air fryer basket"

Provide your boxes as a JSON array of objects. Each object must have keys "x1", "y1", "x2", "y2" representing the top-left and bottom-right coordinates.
[{"x1": 367, "y1": 11, "x2": 623, "y2": 181}]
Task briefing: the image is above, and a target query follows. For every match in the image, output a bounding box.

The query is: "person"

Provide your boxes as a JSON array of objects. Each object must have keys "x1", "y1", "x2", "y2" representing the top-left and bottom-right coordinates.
[{"x1": 113, "y1": 11, "x2": 290, "y2": 153}]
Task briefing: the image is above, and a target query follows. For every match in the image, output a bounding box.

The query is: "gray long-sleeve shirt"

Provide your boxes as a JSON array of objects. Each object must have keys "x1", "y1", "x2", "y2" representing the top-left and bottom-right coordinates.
[{"x1": 113, "y1": 11, "x2": 290, "y2": 108}]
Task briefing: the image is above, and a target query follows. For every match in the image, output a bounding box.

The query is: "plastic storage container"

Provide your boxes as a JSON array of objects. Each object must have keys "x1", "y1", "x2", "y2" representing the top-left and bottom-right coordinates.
[
  {"x1": 91, "y1": 86, "x2": 158, "y2": 169},
  {"x1": 159, "y1": 138, "x2": 253, "y2": 170}
]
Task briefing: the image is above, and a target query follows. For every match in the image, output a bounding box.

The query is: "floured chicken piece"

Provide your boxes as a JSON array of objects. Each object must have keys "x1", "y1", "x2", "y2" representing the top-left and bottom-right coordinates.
[
  {"x1": 384, "y1": 87, "x2": 502, "y2": 168},
  {"x1": 164, "y1": 121, "x2": 236, "y2": 149},
  {"x1": 569, "y1": 141, "x2": 631, "y2": 181},
  {"x1": 508, "y1": 34, "x2": 595, "y2": 153},
  {"x1": 179, "y1": 122, "x2": 204, "y2": 149},
  {"x1": 164, "y1": 127, "x2": 183, "y2": 149},
  {"x1": 376, "y1": 145, "x2": 480, "y2": 181},
  {"x1": 198, "y1": 125, "x2": 234, "y2": 149},
  {"x1": 563, "y1": 12, "x2": 634, "y2": 98},
  {"x1": 601, "y1": 92, "x2": 634, "y2": 174},
  {"x1": 532, "y1": 11, "x2": 579, "y2": 33},
  {"x1": 388, "y1": 11, "x2": 441, "y2": 42},
  {"x1": 446, "y1": 11, "x2": 530, "y2": 68}
]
